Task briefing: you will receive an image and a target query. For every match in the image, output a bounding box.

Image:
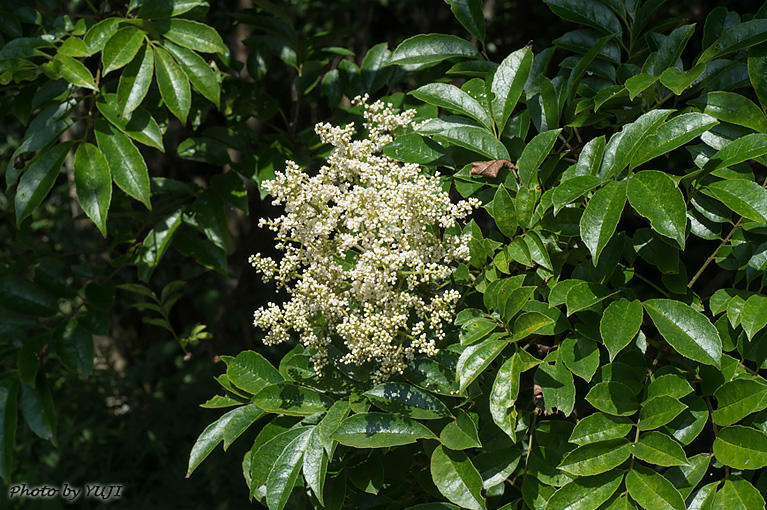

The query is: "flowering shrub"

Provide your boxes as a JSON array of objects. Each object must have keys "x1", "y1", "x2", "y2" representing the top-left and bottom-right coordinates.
[{"x1": 249, "y1": 98, "x2": 479, "y2": 382}]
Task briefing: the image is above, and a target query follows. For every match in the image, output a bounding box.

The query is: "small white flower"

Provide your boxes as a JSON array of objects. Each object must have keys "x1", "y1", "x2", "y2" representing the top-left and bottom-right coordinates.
[{"x1": 250, "y1": 97, "x2": 478, "y2": 382}]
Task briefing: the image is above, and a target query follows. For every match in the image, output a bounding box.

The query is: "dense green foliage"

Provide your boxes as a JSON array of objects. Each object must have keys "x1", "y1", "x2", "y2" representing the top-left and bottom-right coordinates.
[{"x1": 3, "y1": 0, "x2": 767, "y2": 508}]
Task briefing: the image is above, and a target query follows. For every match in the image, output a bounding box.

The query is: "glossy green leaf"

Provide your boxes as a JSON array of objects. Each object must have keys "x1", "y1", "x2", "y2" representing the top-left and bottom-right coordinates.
[
  {"x1": 19, "y1": 374, "x2": 56, "y2": 445},
  {"x1": 558, "y1": 439, "x2": 631, "y2": 476},
  {"x1": 389, "y1": 34, "x2": 481, "y2": 65},
  {"x1": 703, "y1": 91, "x2": 767, "y2": 133},
  {"x1": 0, "y1": 381, "x2": 19, "y2": 483},
  {"x1": 627, "y1": 170, "x2": 686, "y2": 249},
  {"x1": 560, "y1": 336, "x2": 599, "y2": 382},
  {"x1": 687, "y1": 482, "x2": 718, "y2": 510},
  {"x1": 604, "y1": 109, "x2": 672, "y2": 178},
  {"x1": 253, "y1": 383, "x2": 332, "y2": 416},
  {"x1": 705, "y1": 178, "x2": 767, "y2": 225},
  {"x1": 580, "y1": 180, "x2": 627, "y2": 264},
  {"x1": 138, "y1": 0, "x2": 208, "y2": 18},
  {"x1": 512, "y1": 311, "x2": 554, "y2": 341},
  {"x1": 625, "y1": 73, "x2": 659, "y2": 99},
  {"x1": 632, "y1": 431, "x2": 688, "y2": 466},
  {"x1": 713, "y1": 378, "x2": 767, "y2": 427},
  {"x1": 535, "y1": 350, "x2": 576, "y2": 415},
  {"x1": 162, "y1": 40, "x2": 220, "y2": 108},
  {"x1": 565, "y1": 281, "x2": 616, "y2": 316},
  {"x1": 625, "y1": 466, "x2": 685, "y2": 510},
  {"x1": 138, "y1": 209, "x2": 183, "y2": 281},
  {"x1": 474, "y1": 449, "x2": 521, "y2": 490},
  {"x1": 94, "y1": 119, "x2": 151, "y2": 210},
  {"x1": 83, "y1": 18, "x2": 122, "y2": 54},
  {"x1": 249, "y1": 426, "x2": 312, "y2": 499},
  {"x1": 643, "y1": 299, "x2": 722, "y2": 367},
  {"x1": 659, "y1": 63, "x2": 705, "y2": 95},
  {"x1": 543, "y1": 0, "x2": 621, "y2": 36},
  {"x1": 493, "y1": 185, "x2": 518, "y2": 238},
  {"x1": 460, "y1": 317, "x2": 498, "y2": 346},
  {"x1": 53, "y1": 320, "x2": 93, "y2": 377},
  {"x1": 664, "y1": 454, "x2": 710, "y2": 499},
  {"x1": 698, "y1": 19, "x2": 767, "y2": 64},
  {"x1": 74, "y1": 142, "x2": 112, "y2": 236},
  {"x1": 222, "y1": 404, "x2": 264, "y2": 450},
  {"x1": 383, "y1": 133, "x2": 452, "y2": 166},
  {"x1": 117, "y1": 42, "x2": 154, "y2": 115},
  {"x1": 364, "y1": 382, "x2": 451, "y2": 420},
  {"x1": 490, "y1": 351, "x2": 539, "y2": 440},
  {"x1": 585, "y1": 381, "x2": 638, "y2": 416},
  {"x1": 713, "y1": 425, "x2": 767, "y2": 470},
  {"x1": 303, "y1": 426, "x2": 329, "y2": 505},
  {"x1": 552, "y1": 176, "x2": 602, "y2": 214},
  {"x1": 600, "y1": 299, "x2": 643, "y2": 361},
  {"x1": 332, "y1": 412, "x2": 437, "y2": 448},
  {"x1": 102, "y1": 26, "x2": 145, "y2": 75},
  {"x1": 412, "y1": 83, "x2": 493, "y2": 130},
  {"x1": 644, "y1": 24, "x2": 696, "y2": 76},
  {"x1": 545, "y1": 470, "x2": 622, "y2": 510},
  {"x1": 15, "y1": 142, "x2": 72, "y2": 226},
  {"x1": 440, "y1": 408, "x2": 481, "y2": 449},
  {"x1": 154, "y1": 46, "x2": 191, "y2": 125},
  {"x1": 49, "y1": 54, "x2": 98, "y2": 91},
  {"x1": 156, "y1": 18, "x2": 227, "y2": 54},
  {"x1": 96, "y1": 94, "x2": 164, "y2": 152},
  {"x1": 318, "y1": 400, "x2": 351, "y2": 454},
  {"x1": 404, "y1": 356, "x2": 460, "y2": 396},
  {"x1": 632, "y1": 113, "x2": 718, "y2": 168},
  {"x1": 741, "y1": 294, "x2": 767, "y2": 340},
  {"x1": 647, "y1": 374, "x2": 694, "y2": 400},
  {"x1": 222, "y1": 350, "x2": 283, "y2": 395},
  {"x1": 713, "y1": 477, "x2": 766, "y2": 510},
  {"x1": 446, "y1": 0, "x2": 485, "y2": 42},
  {"x1": 517, "y1": 129, "x2": 562, "y2": 186},
  {"x1": 638, "y1": 396, "x2": 686, "y2": 431},
  {"x1": 266, "y1": 429, "x2": 311, "y2": 510},
  {"x1": 569, "y1": 413, "x2": 632, "y2": 446},
  {"x1": 574, "y1": 136, "x2": 605, "y2": 176},
  {"x1": 419, "y1": 117, "x2": 509, "y2": 160},
  {"x1": 491, "y1": 47, "x2": 533, "y2": 133},
  {"x1": 457, "y1": 335, "x2": 508, "y2": 393},
  {"x1": 430, "y1": 445, "x2": 486, "y2": 510},
  {"x1": 749, "y1": 42, "x2": 767, "y2": 111}
]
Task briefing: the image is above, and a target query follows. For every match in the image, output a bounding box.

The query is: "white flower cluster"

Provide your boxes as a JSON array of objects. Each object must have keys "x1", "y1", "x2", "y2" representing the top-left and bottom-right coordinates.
[{"x1": 250, "y1": 96, "x2": 480, "y2": 383}]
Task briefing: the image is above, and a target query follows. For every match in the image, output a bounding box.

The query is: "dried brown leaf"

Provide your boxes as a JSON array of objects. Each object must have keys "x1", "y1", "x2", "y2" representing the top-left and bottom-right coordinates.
[{"x1": 469, "y1": 159, "x2": 517, "y2": 179}]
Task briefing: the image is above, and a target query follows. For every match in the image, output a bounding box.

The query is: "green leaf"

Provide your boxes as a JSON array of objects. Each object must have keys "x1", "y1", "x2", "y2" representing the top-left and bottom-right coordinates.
[
  {"x1": 383, "y1": 133, "x2": 452, "y2": 166},
  {"x1": 137, "y1": 209, "x2": 183, "y2": 281},
  {"x1": 155, "y1": 18, "x2": 227, "y2": 54},
  {"x1": 15, "y1": 142, "x2": 72, "y2": 226},
  {"x1": 569, "y1": 413, "x2": 633, "y2": 446},
  {"x1": 96, "y1": 94, "x2": 164, "y2": 152},
  {"x1": 535, "y1": 350, "x2": 576, "y2": 415},
  {"x1": 154, "y1": 46, "x2": 191, "y2": 125},
  {"x1": 705, "y1": 133, "x2": 767, "y2": 174},
  {"x1": 249, "y1": 426, "x2": 312, "y2": 499},
  {"x1": 713, "y1": 477, "x2": 766, "y2": 510},
  {"x1": 517, "y1": 129, "x2": 562, "y2": 187},
  {"x1": 659, "y1": 63, "x2": 705, "y2": 95},
  {"x1": 632, "y1": 113, "x2": 718, "y2": 168},
  {"x1": 389, "y1": 34, "x2": 481, "y2": 65},
  {"x1": 644, "y1": 24, "x2": 696, "y2": 76},
  {"x1": 430, "y1": 445, "x2": 486, "y2": 510},
  {"x1": 94, "y1": 119, "x2": 151, "y2": 210},
  {"x1": 560, "y1": 336, "x2": 599, "y2": 381},
  {"x1": 585, "y1": 382, "x2": 638, "y2": 416},
  {"x1": 222, "y1": 350, "x2": 283, "y2": 395},
  {"x1": 474, "y1": 449, "x2": 521, "y2": 490},
  {"x1": 50, "y1": 54, "x2": 98, "y2": 91},
  {"x1": 625, "y1": 73, "x2": 659, "y2": 100},
  {"x1": 412, "y1": 83, "x2": 493, "y2": 130},
  {"x1": 647, "y1": 374, "x2": 694, "y2": 400},
  {"x1": 460, "y1": 317, "x2": 497, "y2": 346},
  {"x1": 446, "y1": 0, "x2": 485, "y2": 42},
  {"x1": 748, "y1": 42, "x2": 767, "y2": 111},
  {"x1": 632, "y1": 431, "x2": 688, "y2": 466},
  {"x1": 456, "y1": 335, "x2": 508, "y2": 393},
  {"x1": 253, "y1": 383, "x2": 333, "y2": 416},
  {"x1": 491, "y1": 47, "x2": 533, "y2": 133},
  {"x1": 625, "y1": 466, "x2": 685, "y2": 510},
  {"x1": 492, "y1": 185, "x2": 518, "y2": 238},
  {"x1": 138, "y1": 0, "x2": 208, "y2": 18},
  {"x1": 698, "y1": 19, "x2": 767, "y2": 64},
  {"x1": 102, "y1": 26, "x2": 145, "y2": 75},
  {"x1": 600, "y1": 299, "x2": 643, "y2": 361},
  {"x1": 303, "y1": 426, "x2": 329, "y2": 506},
  {"x1": 544, "y1": 470, "x2": 623, "y2": 510},
  {"x1": 74, "y1": 143, "x2": 112, "y2": 237},
  {"x1": 19, "y1": 374, "x2": 56, "y2": 445},
  {"x1": 440, "y1": 408, "x2": 481, "y2": 449},
  {"x1": 702, "y1": 91, "x2": 767, "y2": 133},
  {"x1": 627, "y1": 170, "x2": 687, "y2": 249},
  {"x1": 404, "y1": 356, "x2": 460, "y2": 396},
  {"x1": 84, "y1": 18, "x2": 122, "y2": 54},
  {"x1": 361, "y1": 42, "x2": 392, "y2": 92},
  {"x1": 490, "y1": 351, "x2": 538, "y2": 440},
  {"x1": 222, "y1": 404, "x2": 265, "y2": 450},
  {"x1": 687, "y1": 482, "x2": 718, "y2": 510},
  {"x1": 643, "y1": 299, "x2": 722, "y2": 367},
  {"x1": 162, "y1": 40, "x2": 220, "y2": 108},
  {"x1": 266, "y1": 429, "x2": 311, "y2": 510},
  {"x1": 332, "y1": 412, "x2": 437, "y2": 448},
  {"x1": 603, "y1": 110, "x2": 673, "y2": 178},
  {"x1": 580, "y1": 180, "x2": 627, "y2": 264},
  {"x1": 713, "y1": 425, "x2": 767, "y2": 470},
  {"x1": 704, "y1": 178, "x2": 767, "y2": 224},
  {"x1": 53, "y1": 320, "x2": 93, "y2": 377},
  {"x1": 0, "y1": 381, "x2": 19, "y2": 483},
  {"x1": 419, "y1": 117, "x2": 509, "y2": 160},
  {"x1": 664, "y1": 454, "x2": 710, "y2": 499},
  {"x1": 543, "y1": 0, "x2": 621, "y2": 36},
  {"x1": 574, "y1": 136, "x2": 606, "y2": 177},
  {"x1": 638, "y1": 396, "x2": 686, "y2": 431},
  {"x1": 117, "y1": 42, "x2": 154, "y2": 116},
  {"x1": 364, "y1": 382, "x2": 451, "y2": 420},
  {"x1": 712, "y1": 378, "x2": 767, "y2": 427},
  {"x1": 565, "y1": 281, "x2": 616, "y2": 316},
  {"x1": 741, "y1": 295, "x2": 767, "y2": 340},
  {"x1": 552, "y1": 176, "x2": 602, "y2": 214},
  {"x1": 512, "y1": 311, "x2": 554, "y2": 341},
  {"x1": 558, "y1": 439, "x2": 631, "y2": 476}
]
